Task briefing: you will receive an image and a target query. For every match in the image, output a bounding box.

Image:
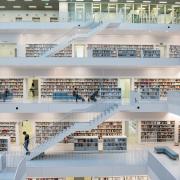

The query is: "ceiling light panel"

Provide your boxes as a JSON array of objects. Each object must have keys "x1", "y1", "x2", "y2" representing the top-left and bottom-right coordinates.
[
  {"x1": 45, "y1": 5, "x2": 52, "y2": 8},
  {"x1": 13, "y1": 6, "x2": 21, "y2": 8},
  {"x1": 29, "y1": 6, "x2": 37, "y2": 8}
]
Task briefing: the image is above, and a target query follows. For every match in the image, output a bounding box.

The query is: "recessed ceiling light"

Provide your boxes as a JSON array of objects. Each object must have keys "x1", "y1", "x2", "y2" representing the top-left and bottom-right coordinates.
[
  {"x1": 126, "y1": 0, "x2": 135, "y2": 3},
  {"x1": 0, "y1": 6, "x2": 5, "y2": 8},
  {"x1": 143, "y1": 0, "x2": 151, "y2": 3},
  {"x1": 45, "y1": 5, "x2": 52, "y2": 8},
  {"x1": 159, "y1": 1, "x2": 167, "y2": 4},
  {"x1": 29, "y1": 6, "x2": 37, "y2": 8},
  {"x1": 7, "y1": 0, "x2": 15, "y2": 1},
  {"x1": 93, "y1": 0, "x2": 101, "y2": 1},
  {"x1": 13, "y1": 6, "x2": 21, "y2": 8},
  {"x1": 175, "y1": 2, "x2": 180, "y2": 4},
  {"x1": 24, "y1": 0, "x2": 33, "y2": 1},
  {"x1": 42, "y1": 0, "x2": 50, "y2": 1}
]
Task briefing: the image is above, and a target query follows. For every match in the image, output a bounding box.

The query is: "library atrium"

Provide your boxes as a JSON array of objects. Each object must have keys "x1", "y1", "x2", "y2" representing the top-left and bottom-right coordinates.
[{"x1": 0, "y1": 0, "x2": 180, "y2": 179}]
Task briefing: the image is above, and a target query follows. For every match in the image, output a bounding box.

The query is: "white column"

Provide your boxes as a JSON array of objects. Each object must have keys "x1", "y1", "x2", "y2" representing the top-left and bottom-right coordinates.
[
  {"x1": 38, "y1": 78, "x2": 41, "y2": 102},
  {"x1": 174, "y1": 120, "x2": 179, "y2": 143},
  {"x1": 138, "y1": 120, "x2": 141, "y2": 144},
  {"x1": 17, "y1": 34, "x2": 26, "y2": 57},
  {"x1": 59, "y1": 2, "x2": 68, "y2": 22},
  {"x1": 23, "y1": 78, "x2": 27, "y2": 101}
]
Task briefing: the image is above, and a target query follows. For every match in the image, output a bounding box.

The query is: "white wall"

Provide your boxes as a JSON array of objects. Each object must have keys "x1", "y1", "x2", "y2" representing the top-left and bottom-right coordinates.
[
  {"x1": 88, "y1": 34, "x2": 180, "y2": 45},
  {"x1": 0, "y1": 67, "x2": 180, "y2": 78},
  {"x1": 0, "y1": 10, "x2": 59, "y2": 23}
]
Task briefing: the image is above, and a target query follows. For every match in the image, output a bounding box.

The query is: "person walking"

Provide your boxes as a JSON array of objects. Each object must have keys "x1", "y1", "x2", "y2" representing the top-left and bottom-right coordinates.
[{"x1": 23, "y1": 131, "x2": 30, "y2": 155}]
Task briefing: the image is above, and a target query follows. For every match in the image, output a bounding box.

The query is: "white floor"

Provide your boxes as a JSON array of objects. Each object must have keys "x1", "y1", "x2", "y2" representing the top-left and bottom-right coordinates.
[
  {"x1": 150, "y1": 146, "x2": 180, "y2": 180},
  {"x1": 0, "y1": 168, "x2": 15, "y2": 180}
]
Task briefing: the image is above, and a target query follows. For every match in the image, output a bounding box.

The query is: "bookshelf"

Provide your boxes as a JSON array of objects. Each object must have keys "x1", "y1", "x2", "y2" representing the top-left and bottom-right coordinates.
[
  {"x1": 41, "y1": 78, "x2": 121, "y2": 100},
  {"x1": 88, "y1": 44, "x2": 154, "y2": 58},
  {"x1": 74, "y1": 136, "x2": 98, "y2": 151},
  {"x1": 26, "y1": 44, "x2": 72, "y2": 57},
  {"x1": 93, "y1": 176, "x2": 149, "y2": 180},
  {"x1": 103, "y1": 136, "x2": 127, "y2": 151},
  {"x1": 35, "y1": 121, "x2": 74, "y2": 144},
  {"x1": 73, "y1": 121, "x2": 123, "y2": 137},
  {"x1": 134, "y1": 79, "x2": 180, "y2": 99},
  {"x1": 0, "y1": 79, "x2": 23, "y2": 98},
  {"x1": 169, "y1": 45, "x2": 180, "y2": 58},
  {"x1": 138, "y1": 87, "x2": 160, "y2": 100},
  {"x1": 0, "y1": 137, "x2": 9, "y2": 151},
  {"x1": 141, "y1": 120, "x2": 175, "y2": 143},
  {"x1": 26, "y1": 44, "x2": 56, "y2": 57},
  {"x1": 0, "y1": 122, "x2": 16, "y2": 143},
  {"x1": 143, "y1": 49, "x2": 160, "y2": 58},
  {"x1": 51, "y1": 45, "x2": 72, "y2": 57}
]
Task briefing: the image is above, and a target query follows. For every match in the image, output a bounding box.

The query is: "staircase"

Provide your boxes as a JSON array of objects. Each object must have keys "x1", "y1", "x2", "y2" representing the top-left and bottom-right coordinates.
[
  {"x1": 27, "y1": 102, "x2": 120, "y2": 160},
  {"x1": 41, "y1": 22, "x2": 108, "y2": 57}
]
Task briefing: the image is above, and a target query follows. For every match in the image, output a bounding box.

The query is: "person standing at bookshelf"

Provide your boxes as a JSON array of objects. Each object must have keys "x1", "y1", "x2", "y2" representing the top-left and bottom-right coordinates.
[
  {"x1": 3, "y1": 88, "x2": 10, "y2": 102},
  {"x1": 72, "y1": 87, "x2": 78, "y2": 102},
  {"x1": 30, "y1": 83, "x2": 35, "y2": 97},
  {"x1": 23, "y1": 131, "x2": 30, "y2": 155}
]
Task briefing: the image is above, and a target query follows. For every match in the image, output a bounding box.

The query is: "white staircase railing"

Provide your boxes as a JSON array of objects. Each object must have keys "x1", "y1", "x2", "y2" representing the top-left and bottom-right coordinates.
[
  {"x1": 41, "y1": 22, "x2": 107, "y2": 57},
  {"x1": 14, "y1": 157, "x2": 26, "y2": 180},
  {"x1": 27, "y1": 102, "x2": 120, "y2": 160}
]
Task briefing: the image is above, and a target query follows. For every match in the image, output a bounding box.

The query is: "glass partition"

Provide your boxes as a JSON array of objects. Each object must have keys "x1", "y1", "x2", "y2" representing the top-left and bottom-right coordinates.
[
  {"x1": 174, "y1": 6, "x2": 180, "y2": 24},
  {"x1": 93, "y1": 3, "x2": 101, "y2": 21},
  {"x1": 65, "y1": 2, "x2": 180, "y2": 24},
  {"x1": 68, "y1": 3, "x2": 75, "y2": 22},
  {"x1": 85, "y1": 3, "x2": 92, "y2": 22},
  {"x1": 158, "y1": 4, "x2": 165, "y2": 24},
  {"x1": 125, "y1": 3, "x2": 134, "y2": 23},
  {"x1": 166, "y1": 5, "x2": 173, "y2": 24},
  {"x1": 108, "y1": 3, "x2": 117, "y2": 21},
  {"x1": 134, "y1": 4, "x2": 141, "y2": 23},
  {"x1": 141, "y1": 4, "x2": 149, "y2": 23},
  {"x1": 150, "y1": 4, "x2": 158, "y2": 23},
  {"x1": 117, "y1": 3, "x2": 125, "y2": 22}
]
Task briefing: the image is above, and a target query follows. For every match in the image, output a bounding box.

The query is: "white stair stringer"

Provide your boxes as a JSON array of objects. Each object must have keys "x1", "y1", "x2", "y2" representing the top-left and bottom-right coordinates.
[
  {"x1": 27, "y1": 103, "x2": 120, "y2": 160},
  {"x1": 41, "y1": 22, "x2": 108, "y2": 57}
]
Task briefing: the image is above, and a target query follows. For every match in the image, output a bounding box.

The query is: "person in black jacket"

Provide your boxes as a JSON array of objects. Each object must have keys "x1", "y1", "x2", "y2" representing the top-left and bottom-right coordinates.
[{"x1": 23, "y1": 131, "x2": 30, "y2": 155}]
